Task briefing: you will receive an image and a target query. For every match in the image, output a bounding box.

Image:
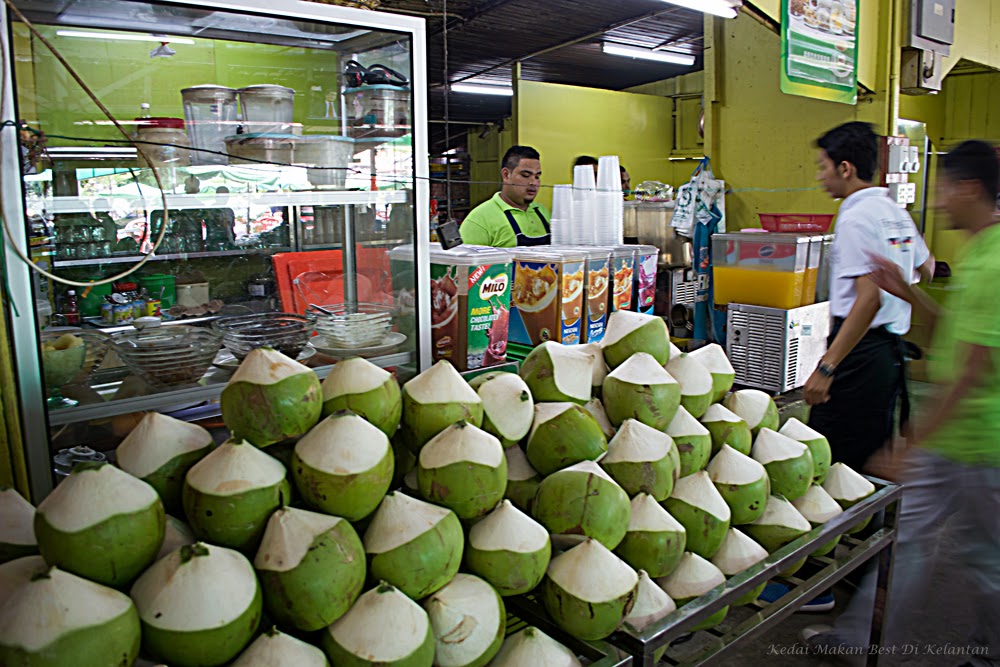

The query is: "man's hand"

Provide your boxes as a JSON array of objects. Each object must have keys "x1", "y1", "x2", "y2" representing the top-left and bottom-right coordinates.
[
  {"x1": 804, "y1": 368, "x2": 833, "y2": 406},
  {"x1": 865, "y1": 252, "x2": 911, "y2": 301}
]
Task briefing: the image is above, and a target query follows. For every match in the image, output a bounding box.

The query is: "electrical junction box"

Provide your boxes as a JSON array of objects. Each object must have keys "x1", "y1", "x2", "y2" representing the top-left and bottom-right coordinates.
[
  {"x1": 901, "y1": 48, "x2": 944, "y2": 94},
  {"x1": 906, "y1": 0, "x2": 954, "y2": 53}
]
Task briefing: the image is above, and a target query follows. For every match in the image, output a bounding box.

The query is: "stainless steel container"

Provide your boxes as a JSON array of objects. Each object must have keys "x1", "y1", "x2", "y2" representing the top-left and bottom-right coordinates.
[{"x1": 632, "y1": 201, "x2": 692, "y2": 268}]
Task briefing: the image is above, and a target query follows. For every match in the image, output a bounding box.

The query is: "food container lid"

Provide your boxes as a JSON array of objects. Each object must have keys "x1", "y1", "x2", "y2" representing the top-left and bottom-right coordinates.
[
  {"x1": 512, "y1": 247, "x2": 586, "y2": 262},
  {"x1": 135, "y1": 117, "x2": 184, "y2": 130},
  {"x1": 344, "y1": 84, "x2": 411, "y2": 93},
  {"x1": 181, "y1": 84, "x2": 238, "y2": 101},
  {"x1": 296, "y1": 134, "x2": 355, "y2": 144},
  {"x1": 713, "y1": 232, "x2": 812, "y2": 244},
  {"x1": 555, "y1": 245, "x2": 612, "y2": 261},
  {"x1": 428, "y1": 244, "x2": 511, "y2": 265},
  {"x1": 224, "y1": 133, "x2": 298, "y2": 146},
  {"x1": 632, "y1": 244, "x2": 660, "y2": 255},
  {"x1": 238, "y1": 84, "x2": 295, "y2": 98}
]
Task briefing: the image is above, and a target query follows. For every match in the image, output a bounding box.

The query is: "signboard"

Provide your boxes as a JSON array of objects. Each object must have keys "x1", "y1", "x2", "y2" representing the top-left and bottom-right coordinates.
[{"x1": 780, "y1": 0, "x2": 859, "y2": 105}]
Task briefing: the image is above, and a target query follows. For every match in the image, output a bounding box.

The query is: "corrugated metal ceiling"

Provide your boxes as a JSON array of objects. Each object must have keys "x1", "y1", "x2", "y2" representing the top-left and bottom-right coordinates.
[{"x1": 375, "y1": 0, "x2": 707, "y2": 150}]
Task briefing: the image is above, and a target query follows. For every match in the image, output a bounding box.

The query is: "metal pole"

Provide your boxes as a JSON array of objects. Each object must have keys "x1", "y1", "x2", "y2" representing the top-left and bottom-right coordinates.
[{"x1": 866, "y1": 495, "x2": 901, "y2": 665}]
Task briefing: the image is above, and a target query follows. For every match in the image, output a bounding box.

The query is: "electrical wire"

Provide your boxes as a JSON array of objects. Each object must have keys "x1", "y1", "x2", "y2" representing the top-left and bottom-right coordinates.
[{"x1": 0, "y1": 0, "x2": 170, "y2": 290}]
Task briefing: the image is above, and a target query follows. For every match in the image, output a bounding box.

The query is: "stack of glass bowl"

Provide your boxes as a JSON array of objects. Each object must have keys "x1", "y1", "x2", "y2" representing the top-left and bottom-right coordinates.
[
  {"x1": 310, "y1": 303, "x2": 394, "y2": 349},
  {"x1": 110, "y1": 325, "x2": 223, "y2": 387},
  {"x1": 212, "y1": 312, "x2": 315, "y2": 360}
]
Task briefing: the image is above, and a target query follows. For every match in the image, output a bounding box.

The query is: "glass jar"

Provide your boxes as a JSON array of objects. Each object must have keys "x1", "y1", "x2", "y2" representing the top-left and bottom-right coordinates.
[{"x1": 135, "y1": 118, "x2": 191, "y2": 169}]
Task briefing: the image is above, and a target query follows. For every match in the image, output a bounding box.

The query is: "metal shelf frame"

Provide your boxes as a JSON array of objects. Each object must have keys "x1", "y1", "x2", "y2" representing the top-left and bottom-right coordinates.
[{"x1": 608, "y1": 477, "x2": 902, "y2": 667}]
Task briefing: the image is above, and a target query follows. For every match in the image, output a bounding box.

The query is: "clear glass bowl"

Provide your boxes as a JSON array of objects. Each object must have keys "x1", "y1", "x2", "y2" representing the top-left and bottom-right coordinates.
[
  {"x1": 40, "y1": 329, "x2": 110, "y2": 405},
  {"x1": 310, "y1": 303, "x2": 394, "y2": 349},
  {"x1": 212, "y1": 312, "x2": 315, "y2": 361},
  {"x1": 110, "y1": 325, "x2": 223, "y2": 387}
]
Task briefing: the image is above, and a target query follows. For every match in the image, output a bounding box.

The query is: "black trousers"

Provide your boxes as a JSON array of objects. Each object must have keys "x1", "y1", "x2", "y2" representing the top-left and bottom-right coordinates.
[{"x1": 808, "y1": 320, "x2": 907, "y2": 473}]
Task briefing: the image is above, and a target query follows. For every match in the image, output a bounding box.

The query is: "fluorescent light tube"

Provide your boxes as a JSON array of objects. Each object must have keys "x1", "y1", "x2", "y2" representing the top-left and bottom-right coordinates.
[
  {"x1": 602, "y1": 44, "x2": 696, "y2": 66},
  {"x1": 56, "y1": 30, "x2": 195, "y2": 44},
  {"x1": 451, "y1": 83, "x2": 514, "y2": 96},
  {"x1": 658, "y1": 0, "x2": 738, "y2": 18}
]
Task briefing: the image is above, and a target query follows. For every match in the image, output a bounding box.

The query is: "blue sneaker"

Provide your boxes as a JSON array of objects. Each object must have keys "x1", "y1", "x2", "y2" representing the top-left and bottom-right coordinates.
[{"x1": 759, "y1": 583, "x2": 835, "y2": 612}]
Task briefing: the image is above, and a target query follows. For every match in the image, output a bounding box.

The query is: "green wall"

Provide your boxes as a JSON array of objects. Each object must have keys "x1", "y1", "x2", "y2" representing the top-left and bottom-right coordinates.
[{"x1": 15, "y1": 24, "x2": 342, "y2": 145}]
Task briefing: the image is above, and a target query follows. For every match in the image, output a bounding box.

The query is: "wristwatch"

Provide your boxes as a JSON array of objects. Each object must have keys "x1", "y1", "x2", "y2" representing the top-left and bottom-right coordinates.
[{"x1": 816, "y1": 361, "x2": 837, "y2": 378}]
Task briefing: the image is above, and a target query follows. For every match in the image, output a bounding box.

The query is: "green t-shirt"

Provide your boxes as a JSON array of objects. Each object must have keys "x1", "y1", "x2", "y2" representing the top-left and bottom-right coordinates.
[
  {"x1": 459, "y1": 193, "x2": 551, "y2": 248},
  {"x1": 923, "y1": 223, "x2": 1000, "y2": 467}
]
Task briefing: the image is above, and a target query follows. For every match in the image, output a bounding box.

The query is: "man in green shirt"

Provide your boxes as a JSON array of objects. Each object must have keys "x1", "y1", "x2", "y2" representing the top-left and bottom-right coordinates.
[
  {"x1": 804, "y1": 140, "x2": 1000, "y2": 663},
  {"x1": 459, "y1": 145, "x2": 551, "y2": 247}
]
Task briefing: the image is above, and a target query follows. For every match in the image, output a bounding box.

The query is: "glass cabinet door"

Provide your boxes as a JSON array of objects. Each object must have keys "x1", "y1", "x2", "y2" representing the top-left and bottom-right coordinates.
[{"x1": 3, "y1": 0, "x2": 428, "y2": 494}]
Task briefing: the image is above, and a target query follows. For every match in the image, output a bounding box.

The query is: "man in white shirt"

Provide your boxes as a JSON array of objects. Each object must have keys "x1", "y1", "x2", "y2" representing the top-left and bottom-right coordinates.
[{"x1": 805, "y1": 122, "x2": 934, "y2": 473}]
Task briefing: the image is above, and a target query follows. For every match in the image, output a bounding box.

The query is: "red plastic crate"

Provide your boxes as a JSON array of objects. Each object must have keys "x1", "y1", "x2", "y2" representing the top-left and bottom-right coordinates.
[{"x1": 758, "y1": 213, "x2": 835, "y2": 233}]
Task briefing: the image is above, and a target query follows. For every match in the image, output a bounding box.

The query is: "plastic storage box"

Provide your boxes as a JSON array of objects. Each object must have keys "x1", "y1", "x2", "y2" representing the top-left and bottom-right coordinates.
[
  {"x1": 712, "y1": 232, "x2": 811, "y2": 310},
  {"x1": 344, "y1": 85, "x2": 411, "y2": 139},
  {"x1": 509, "y1": 247, "x2": 587, "y2": 346},
  {"x1": 559, "y1": 246, "x2": 611, "y2": 344}
]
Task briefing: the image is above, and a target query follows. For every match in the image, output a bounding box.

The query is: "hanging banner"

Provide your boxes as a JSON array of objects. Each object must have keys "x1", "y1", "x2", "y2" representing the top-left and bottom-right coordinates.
[{"x1": 780, "y1": 0, "x2": 858, "y2": 105}]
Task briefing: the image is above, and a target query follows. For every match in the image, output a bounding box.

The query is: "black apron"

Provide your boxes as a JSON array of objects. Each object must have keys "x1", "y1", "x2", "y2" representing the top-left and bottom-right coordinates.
[
  {"x1": 807, "y1": 317, "x2": 910, "y2": 473},
  {"x1": 504, "y1": 208, "x2": 551, "y2": 246}
]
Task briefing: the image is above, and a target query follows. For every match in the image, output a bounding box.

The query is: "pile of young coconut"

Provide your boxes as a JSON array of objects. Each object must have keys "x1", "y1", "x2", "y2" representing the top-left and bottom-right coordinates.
[{"x1": 0, "y1": 313, "x2": 877, "y2": 667}]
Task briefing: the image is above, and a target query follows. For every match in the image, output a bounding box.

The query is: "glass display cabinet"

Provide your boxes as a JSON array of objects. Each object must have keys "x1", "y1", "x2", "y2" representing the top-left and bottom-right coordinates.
[{"x1": 0, "y1": 0, "x2": 430, "y2": 498}]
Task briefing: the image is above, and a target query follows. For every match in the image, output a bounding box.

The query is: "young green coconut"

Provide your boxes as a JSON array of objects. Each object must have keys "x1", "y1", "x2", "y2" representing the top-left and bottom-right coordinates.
[
  {"x1": 0, "y1": 561, "x2": 141, "y2": 667},
  {"x1": 723, "y1": 389, "x2": 779, "y2": 437},
  {"x1": 666, "y1": 406, "x2": 713, "y2": 476},
  {"x1": 469, "y1": 371, "x2": 535, "y2": 448},
  {"x1": 504, "y1": 447, "x2": 541, "y2": 515},
  {"x1": 700, "y1": 403, "x2": 752, "y2": 456},
  {"x1": 424, "y1": 574, "x2": 506, "y2": 667},
  {"x1": 542, "y1": 538, "x2": 639, "y2": 641},
  {"x1": 182, "y1": 439, "x2": 291, "y2": 553},
  {"x1": 624, "y1": 569, "x2": 677, "y2": 633},
  {"x1": 533, "y1": 460, "x2": 631, "y2": 550},
  {"x1": 602, "y1": 352, "x2": 681, "y2": 430},
  {"x1": 526, "y1": 402, "x2": 608, "y2": 476},
  {"x1": 115, "y1": 411, "x2": 214, "y2": 514},
  {"x1": 232, "y1": 627, "x2": 329, "y2": 667},
  {"x1": 465, "y1": 500, "x2": 551, "y2": 596},
  {"x1": 601, "y1": 419, "x2": 680, "y2": 501},
  {"x1": 157, "y1": 514, "x2": 195, "y2": 561},
  {"x1": 710, "y1": 528, "x2": 770, "y2": 606},
  {"x1": 688, "y1": 343, "x2": 735, "y2": 403},
  {"x1": 583, "y1": 397, "x2": 618, "y2": 439},
  {"x1": 417, "y1": 422, "x2": 507, "y2": 520},
  {"x1": 131, "y1": 542, "x2": 262, "y2": 667},
  {"x1": 744, "y1": 495, "x2": 812, "y2": 576},
  {"x1": 322, "y1": 582, "x2": 435, "y2": 667},
  {"x1": 792, "y1": 484, "x2": 844, "y2": 557},
  {"x1": 221, "y1": 347, "x2": 322, "y2": 447},
  {"x1": 706, "y1": 444, "x2": 770, "y2": 525},
  {"x1": 822, "y1": 463, "x2": 877, "y2": 534},
  {"x1": 400, "y1": 360, "x2": 484, "y2": 454},
  {"x1": 663, "y1": 471, "x2": 731, "y2": 559},
  {"x1": 488, "y1": 626, "x2": 582, "y2": 667},
  {"x1": 518, "y1": 341, "x2": 593, "y2": 404},
  {"x1": 34, "y1": 462, "x2": 165, "y2": 588},
  {"x1": 321, "y1": 357, "x2": 402, "y2": 438},
  {"x1": 751, "y1": 429, "x2": 815, "y2": 501},
  {"x1": 601, "y1": 310, "x2": 671, "y2": 369},
  {"x1": 664, "y1": 353, "x2": 715, "y2": 419},
  {"x1": 779, "y1": 418, "x2": 832, "y2": 484},
  {"x1": 363, "y1": 491, "x2": 464, "y2": 599},
  {"x1": 254, "y1": 507, "x2": 365, "y2": 632},
  {"x1": 614, "y1": 493, "x2": 686, "y2": 578},
  {"x1": 292, "y1": 411, "x2": 394, "y2": 521},
  {"x1": 0, "y1": 487, "x2": 37, "y2": 564},
  {"x1": 579, "y1": 342, "x2": 609, "y2": 398},
  {"x1": 656, "y1": 552, "x2": 728, "y2": 631}
]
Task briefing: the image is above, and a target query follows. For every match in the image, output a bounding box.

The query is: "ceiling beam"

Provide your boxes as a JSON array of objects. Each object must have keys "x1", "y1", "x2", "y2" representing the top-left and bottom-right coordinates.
[{"x1": 427, "y1": 0, "x2": 518, "y2": 37}]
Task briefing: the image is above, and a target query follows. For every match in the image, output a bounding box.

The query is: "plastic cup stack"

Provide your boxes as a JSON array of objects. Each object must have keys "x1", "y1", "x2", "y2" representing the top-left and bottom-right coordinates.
[
  {"x1": 550, "y1": 184, "x2": 575, "y2": 245},
  {"x1": 573, "y1": 164, "x2": 598, "y2": 245},
  {"x1": 596, "y1": 155, "x2": 624, "y2": 245}
]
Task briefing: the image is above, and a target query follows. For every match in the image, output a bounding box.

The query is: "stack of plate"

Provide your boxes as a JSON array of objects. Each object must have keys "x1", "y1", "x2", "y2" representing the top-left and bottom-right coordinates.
[
  {"x1": 311, "y1": 303, "x2": 394, "y2": 349},
  {"x1": 212, "y1": 312, "x2": 315, "y2": 361}
]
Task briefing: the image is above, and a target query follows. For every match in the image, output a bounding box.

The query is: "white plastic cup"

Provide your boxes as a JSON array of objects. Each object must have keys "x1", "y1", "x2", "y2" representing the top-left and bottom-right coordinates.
[
  {"x1": 552, "y1": 184, "x2": 575, "y2": 221},
  {"x1": 597, "y1": 155, "x2": 621, "y2": 194}
]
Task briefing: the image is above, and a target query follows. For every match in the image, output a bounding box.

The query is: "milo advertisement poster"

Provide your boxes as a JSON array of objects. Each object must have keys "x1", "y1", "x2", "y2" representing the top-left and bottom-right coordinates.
[
  {"x1": 510, "y1": 258, "x2": 585, "y2": 346},
  {"x1": 430, "y1": 259, "x2": 511, "y2": 371}
]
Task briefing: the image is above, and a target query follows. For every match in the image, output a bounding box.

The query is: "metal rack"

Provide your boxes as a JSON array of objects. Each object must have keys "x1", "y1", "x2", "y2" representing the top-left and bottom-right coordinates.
[{"x1": 608, "y1": 477, "x2": 901, "y2": 667}]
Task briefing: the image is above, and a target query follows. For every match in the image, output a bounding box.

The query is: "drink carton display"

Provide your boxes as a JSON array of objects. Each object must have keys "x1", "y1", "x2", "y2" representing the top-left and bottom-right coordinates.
[
  {"x1": 610, "y1": 246, "x2": 637, "y2": 312},
  {"x1": 509, "y1": 248, "x2": 587, "y2": 346},
  {"x1": 632, "y1": 244, "x2": 658, "y2": 315}
]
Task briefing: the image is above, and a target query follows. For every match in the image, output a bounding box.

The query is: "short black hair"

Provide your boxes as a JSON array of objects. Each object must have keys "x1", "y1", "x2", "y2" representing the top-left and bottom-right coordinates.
[
  {"x1": 816, "y1": 122, "x2": 878, "y2": 182},
  {"x1": 502, "y1": 145, "x2": 540, "y2": 172},
  {"x1": 942, "y1": 140, "x2": 999, "y2": 203},
  {"x1": 574, "y1": 155, "x2": 598, "y2": 167}
]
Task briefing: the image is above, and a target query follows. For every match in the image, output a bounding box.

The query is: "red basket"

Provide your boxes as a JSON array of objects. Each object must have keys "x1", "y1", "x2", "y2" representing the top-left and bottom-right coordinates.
[{"x1": 758, "y1": 213, "x2": 835, "y2": 233}]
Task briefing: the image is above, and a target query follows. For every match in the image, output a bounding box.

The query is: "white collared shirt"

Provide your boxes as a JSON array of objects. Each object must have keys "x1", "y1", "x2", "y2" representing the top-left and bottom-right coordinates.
[{"x1": 828, "y1": 187, "x2": 930, "y2": 335}]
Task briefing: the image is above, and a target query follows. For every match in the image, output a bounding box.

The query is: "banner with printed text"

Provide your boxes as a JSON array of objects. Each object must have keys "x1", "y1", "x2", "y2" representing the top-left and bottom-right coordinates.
[{"x1": 780, "y1": 0, "x2": 858, "y2": 105}]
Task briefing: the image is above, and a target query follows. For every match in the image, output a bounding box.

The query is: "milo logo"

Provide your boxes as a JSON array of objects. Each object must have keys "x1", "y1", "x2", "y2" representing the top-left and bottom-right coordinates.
[{"x1": 479, "y1": 274, "x2": 509, "y2": 300}]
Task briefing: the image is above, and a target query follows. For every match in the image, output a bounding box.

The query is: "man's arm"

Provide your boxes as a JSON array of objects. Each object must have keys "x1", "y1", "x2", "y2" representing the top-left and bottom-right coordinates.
[
  {"x1": 803, "y1": 275, "x2": 881, "y2": 406},
  {"x1": 912, "y1": 343, "x2": 992, "y2": 446},
  {"x1": 868, "y1": 254, "x2": 942, "y2": 336}
]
